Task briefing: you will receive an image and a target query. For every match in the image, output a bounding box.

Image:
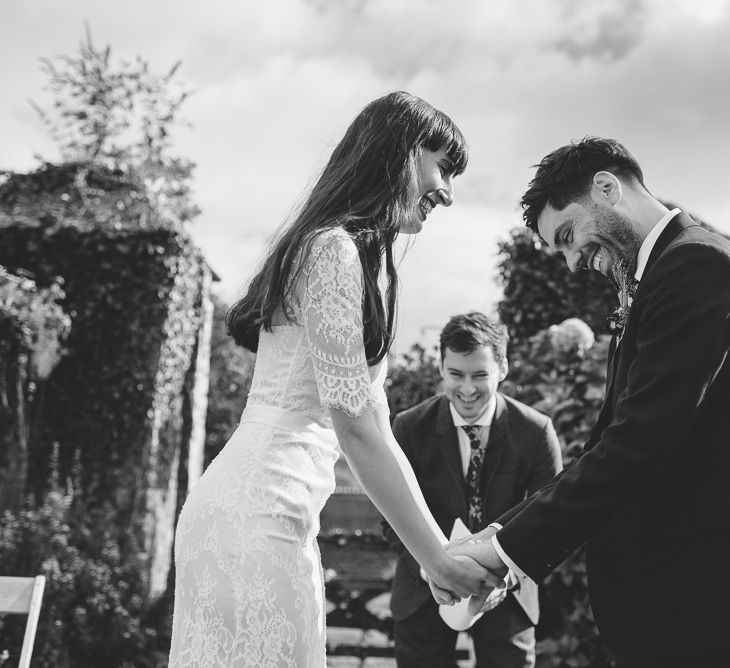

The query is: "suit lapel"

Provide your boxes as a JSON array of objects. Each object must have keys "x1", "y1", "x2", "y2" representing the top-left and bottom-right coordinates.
[
  {"x1": 610, "y1": 211, "x2": 694, "y2": 365},
  {"x1": 480, "y1": 394, "x2": 510, "y2": 494},
  {"x1": 603, "y1": 335, "x2": 621, "y2": 407},
  {"x1": 587, "y1": 211, "x2": 696, "y2": 450},
  {"x1": 435, "y1": 396, "x2": 468, "y2": 510},
  {"x1": 639, "y1": 211, "x2": 697, "y2": 286},
  {"x1": 589, "y1": 359, "x2": 618, "y2": 449}
]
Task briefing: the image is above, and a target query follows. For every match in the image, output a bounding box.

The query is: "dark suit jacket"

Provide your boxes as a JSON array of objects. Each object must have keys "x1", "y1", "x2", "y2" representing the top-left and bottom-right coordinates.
[
  {"x1": 497, "y1": 212, "x2": 730, "y2": 661},
  {"x1": 388, "y1": 392, "x2": 562, "y2": 623}
]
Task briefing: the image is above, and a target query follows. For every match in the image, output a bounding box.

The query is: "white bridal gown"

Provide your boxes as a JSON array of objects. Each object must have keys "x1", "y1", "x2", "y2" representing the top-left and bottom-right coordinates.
[{"x1": 169, "y1": 228, "x2": 388, "y2": 667}]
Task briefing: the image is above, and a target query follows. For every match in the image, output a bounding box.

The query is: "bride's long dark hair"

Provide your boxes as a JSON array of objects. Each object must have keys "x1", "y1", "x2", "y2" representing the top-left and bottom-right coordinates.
[{"x1": 226, "y1": 91, "x2": 468, "y2": 365}]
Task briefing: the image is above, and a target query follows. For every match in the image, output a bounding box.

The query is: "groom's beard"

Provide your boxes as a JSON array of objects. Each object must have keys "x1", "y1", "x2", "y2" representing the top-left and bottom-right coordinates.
[{"x1": 593, "y1": 207, "x2": 642, "y2": 287}]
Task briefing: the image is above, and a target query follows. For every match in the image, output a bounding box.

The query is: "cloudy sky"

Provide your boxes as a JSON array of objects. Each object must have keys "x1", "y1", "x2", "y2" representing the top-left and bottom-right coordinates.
[{"x1": 3, "y1": 0, "x2": 729, "y2": 350}]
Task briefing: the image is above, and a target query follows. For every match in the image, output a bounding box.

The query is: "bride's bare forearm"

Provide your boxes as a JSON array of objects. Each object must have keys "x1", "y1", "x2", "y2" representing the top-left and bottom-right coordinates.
[{"x1": 332, "y1": 410, "x2": 448, "y2": 574}]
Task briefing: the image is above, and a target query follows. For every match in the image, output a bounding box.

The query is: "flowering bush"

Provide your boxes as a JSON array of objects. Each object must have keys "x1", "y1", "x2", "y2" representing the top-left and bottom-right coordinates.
[{"x1": 548, "y1": 317, "x2": 595, "y2": 357}]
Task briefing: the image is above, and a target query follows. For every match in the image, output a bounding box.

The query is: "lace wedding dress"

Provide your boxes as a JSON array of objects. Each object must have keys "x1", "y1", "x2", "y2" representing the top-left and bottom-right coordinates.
[{"x1": 169, "y1": 228, "x2": 388, "y2": 667}]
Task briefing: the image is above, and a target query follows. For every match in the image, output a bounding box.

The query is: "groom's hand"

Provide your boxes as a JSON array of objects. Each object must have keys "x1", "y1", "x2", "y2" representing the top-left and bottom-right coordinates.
[
  {"x1": 447, "y1": 528, "x2": 508, "y2": 577},
  {"x1": 447, "y1": 537, "x2": 510, "y2": 615},
  {"x1": 426, "y1": 552, "x2": 498, "y2": 606}
]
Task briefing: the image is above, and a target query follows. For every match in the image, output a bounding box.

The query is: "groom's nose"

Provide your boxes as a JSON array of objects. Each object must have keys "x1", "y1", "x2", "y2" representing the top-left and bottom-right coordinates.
[{"x1": 566, "y1": 248, "x2": 582, "y2": 272}]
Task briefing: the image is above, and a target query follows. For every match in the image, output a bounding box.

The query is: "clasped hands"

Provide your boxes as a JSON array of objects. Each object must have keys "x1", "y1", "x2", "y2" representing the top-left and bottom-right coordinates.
[{"x1": 428, "y1": 525, "x2": 511, "y2": 615}]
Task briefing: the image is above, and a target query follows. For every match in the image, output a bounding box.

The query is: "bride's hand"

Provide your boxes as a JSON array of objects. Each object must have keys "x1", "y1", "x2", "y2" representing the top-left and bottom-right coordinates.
[
  {"x1": 426, "y1": 551, "x2": 502, "y2": 601},
  {"x1": 428, "y1": 579, "x2": 457, "y2": 606},
  {"x1": 467, "y1": 579, "x2": 509, "y2": 615}
]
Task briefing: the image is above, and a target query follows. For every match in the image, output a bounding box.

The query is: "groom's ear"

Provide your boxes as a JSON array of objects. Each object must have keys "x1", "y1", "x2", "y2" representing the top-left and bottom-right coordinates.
[{"x1": 590, "y1": 171, "x2": 622, "y2": 206}]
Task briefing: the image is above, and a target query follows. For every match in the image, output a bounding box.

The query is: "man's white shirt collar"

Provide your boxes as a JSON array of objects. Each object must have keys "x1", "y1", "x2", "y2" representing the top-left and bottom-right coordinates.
[
  {"x1": 449, "y1": 396, "x2": 496, "y2": 428},
  {"x1": 634, "y1": 208, "x2": 681, "y2": 282}
]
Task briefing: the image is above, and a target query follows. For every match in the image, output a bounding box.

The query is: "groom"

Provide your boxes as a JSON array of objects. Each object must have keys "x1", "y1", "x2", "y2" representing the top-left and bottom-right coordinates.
[{"x1": 449, "y1": 137, "x2": 730, "y2": 667}]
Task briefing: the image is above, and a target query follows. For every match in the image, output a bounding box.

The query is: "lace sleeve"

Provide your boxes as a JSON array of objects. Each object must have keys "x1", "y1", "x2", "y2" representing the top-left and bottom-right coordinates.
[{"x1": 299, "y1": 229, "x2": 373, "y2": 418}]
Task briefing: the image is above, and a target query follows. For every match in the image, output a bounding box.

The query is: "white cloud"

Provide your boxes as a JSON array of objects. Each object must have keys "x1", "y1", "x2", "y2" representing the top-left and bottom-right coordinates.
[{"x1": 2, "y1": 0, "x2": 730, "y2": 348}]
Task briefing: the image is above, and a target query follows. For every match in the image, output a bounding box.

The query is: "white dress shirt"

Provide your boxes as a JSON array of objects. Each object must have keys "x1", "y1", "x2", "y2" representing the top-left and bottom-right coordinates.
[
  {"x1": 634, "y1": 208, "x2": 680, "y2": 281},
  {"x1": 490, "y1": 208, "x2": 683, "y2": 581}
]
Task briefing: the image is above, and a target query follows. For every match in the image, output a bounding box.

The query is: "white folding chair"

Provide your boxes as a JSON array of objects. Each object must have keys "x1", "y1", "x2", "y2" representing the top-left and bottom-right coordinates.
[{"x1": 0, "y1": 576, "x2": 46, "y2": 668}]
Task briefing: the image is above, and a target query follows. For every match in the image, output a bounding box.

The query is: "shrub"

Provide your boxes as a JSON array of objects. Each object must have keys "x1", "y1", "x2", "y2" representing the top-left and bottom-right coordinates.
[
  {"x1": 0, "y1": 163, "x2": 209, "y2": 593},
  {"x1": 0, "y1": 268, "x2": 71, "y2": 511},
  {"x1": 385, "y1": 343, "x2": 442, "y2": 417},
  {"x1": 0, "y1": 466, "x2": 167, "y2": 668}
]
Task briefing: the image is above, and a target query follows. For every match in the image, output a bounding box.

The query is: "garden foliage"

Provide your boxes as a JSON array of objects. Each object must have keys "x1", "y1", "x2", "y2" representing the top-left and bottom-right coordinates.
[
  {"x1": 30, "y1": 25, "x2": 198, "y2": 225},
  {"x1": 0, "y1": 163, "x2": 207, "y2": 517},
  {"x1": 0, "y1": 268, "x2": 71, "y2": 511},
  {"x1": 0, "y1": 457, "x2": 168, "y2": 668},
  {"x1": 0, "y1": 29, "x2": 206, "y2": 663},
  {"x1": 0, "y1": 162, "x2": 209, "y2": 666}
]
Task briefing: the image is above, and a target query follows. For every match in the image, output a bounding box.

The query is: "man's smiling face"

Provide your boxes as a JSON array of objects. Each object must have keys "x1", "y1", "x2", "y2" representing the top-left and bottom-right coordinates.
[
  {"x1": 439, "y1": 345, "x2": 506, "y2": 422},
  {"x1": 537, "y1": 199, "x2": 642, "y2": 285}
]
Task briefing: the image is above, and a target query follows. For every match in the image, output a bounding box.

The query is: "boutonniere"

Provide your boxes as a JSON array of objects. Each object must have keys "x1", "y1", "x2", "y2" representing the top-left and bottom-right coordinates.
[{"x1": 606, "y1": 261, "x2": 639, "y2": 337}]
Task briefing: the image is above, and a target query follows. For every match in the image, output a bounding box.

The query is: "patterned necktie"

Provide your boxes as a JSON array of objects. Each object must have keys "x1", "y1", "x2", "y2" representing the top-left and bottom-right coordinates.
[{"x1": 461, "y1": 424, "x2": 487, "y2": 532}]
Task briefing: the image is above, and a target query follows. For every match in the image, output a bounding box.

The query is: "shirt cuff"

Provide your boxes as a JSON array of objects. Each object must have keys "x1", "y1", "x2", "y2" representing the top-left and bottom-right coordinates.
[{"x1": 491, "y1": 534, "x2": 530, "y2": 582}]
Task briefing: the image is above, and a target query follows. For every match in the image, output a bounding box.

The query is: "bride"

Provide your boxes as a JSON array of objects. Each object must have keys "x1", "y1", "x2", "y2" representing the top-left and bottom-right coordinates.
[{"x1": 168, "y1": 91, "x2": 497, "y2": 667}]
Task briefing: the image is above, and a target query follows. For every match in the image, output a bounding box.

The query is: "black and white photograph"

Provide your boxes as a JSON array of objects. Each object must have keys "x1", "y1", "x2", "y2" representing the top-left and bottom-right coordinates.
[{"x1": 1, "y1": 2, "x2": 729, "y2": 667}]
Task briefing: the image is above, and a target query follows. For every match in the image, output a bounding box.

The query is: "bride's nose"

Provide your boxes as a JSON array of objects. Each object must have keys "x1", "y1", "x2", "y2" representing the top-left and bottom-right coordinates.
[{"x1": 437, "y1": 177, "x2": 454, "y2": 207}]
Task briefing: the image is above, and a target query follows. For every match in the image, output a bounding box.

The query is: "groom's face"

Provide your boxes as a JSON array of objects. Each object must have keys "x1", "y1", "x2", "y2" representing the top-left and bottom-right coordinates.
[
  {"x1": 439, "y1": 345, "x2": 507, "y2": 422},
  {"x1": 537, "y1": 199, "x2": 642, "y2": 285}
]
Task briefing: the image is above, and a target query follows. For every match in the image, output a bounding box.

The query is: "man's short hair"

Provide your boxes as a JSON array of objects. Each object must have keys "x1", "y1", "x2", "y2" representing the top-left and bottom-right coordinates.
[
  {"x1": 439, "y1": 312, "x2": 508, "y2": 364},
  {"x1": 520, "y1": 136, "x2": 646, "y2": 232}
]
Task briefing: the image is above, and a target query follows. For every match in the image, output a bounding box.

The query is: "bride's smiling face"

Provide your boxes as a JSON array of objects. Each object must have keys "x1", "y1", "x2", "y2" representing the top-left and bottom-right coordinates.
[{"x1": 399, "y1": 146, "x2": 455, "y2": 234}]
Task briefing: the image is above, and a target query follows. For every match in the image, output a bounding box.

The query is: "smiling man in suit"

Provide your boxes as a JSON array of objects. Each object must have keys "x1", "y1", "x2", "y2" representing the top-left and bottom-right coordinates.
[
  {"x1": 449, "y1": 137, "x2": 730, "y2": 667},
  {"x1": 387, "y1": 312, "x2": 562, "y2": 668}
]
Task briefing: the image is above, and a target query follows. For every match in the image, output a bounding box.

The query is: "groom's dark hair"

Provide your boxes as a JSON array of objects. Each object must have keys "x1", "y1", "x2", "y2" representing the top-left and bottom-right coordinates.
[
  {"x1": 520, "y1": 136, "x2": 647, "y2": 232},
  {"x1": 440, "y1": 312, "x2": 508, "y2": 364}
]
